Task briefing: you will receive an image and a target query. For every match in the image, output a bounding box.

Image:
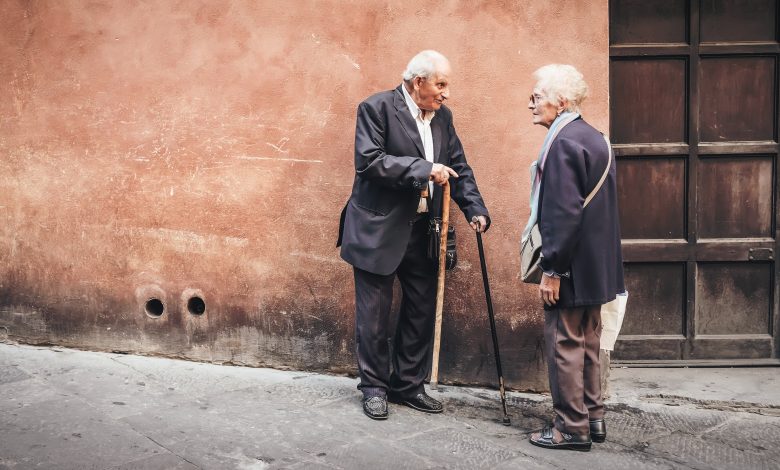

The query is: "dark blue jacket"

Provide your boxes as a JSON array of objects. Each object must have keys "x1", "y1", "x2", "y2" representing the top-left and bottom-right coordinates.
[
  {"x1": 337, "y1": 86, "x2": 489, "y2": 275},
  {"x1": 538, "y1": 118, "x2": 625, "y2": 308}
]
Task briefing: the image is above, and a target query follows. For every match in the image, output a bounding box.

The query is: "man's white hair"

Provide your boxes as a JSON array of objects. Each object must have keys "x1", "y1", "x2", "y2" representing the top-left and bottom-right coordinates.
[
  {"x1": 402, "y1": 50, "x2": 449, "y2": 82},
  {"x1": 533, "y1": 64, "x2": 589, "y2": 113}
]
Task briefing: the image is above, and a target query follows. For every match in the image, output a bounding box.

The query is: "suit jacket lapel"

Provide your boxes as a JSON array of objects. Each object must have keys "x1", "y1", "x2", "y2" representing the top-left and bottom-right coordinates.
[
  {"x1": 431, "y1": 115, "x2": 443, "y2": 163},
  {"x1": 393, "y1": 86, "x2": 425, "y2": 158}
]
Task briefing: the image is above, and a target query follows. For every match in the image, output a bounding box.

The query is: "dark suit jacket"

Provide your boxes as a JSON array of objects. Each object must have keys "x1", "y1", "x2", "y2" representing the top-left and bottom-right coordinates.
[
  {"x1": 337, "y1": 85, "x2": 490, "y2": 275},
  {"x1": 538, "y1": 118, "x2": 625, "y2": 308}
]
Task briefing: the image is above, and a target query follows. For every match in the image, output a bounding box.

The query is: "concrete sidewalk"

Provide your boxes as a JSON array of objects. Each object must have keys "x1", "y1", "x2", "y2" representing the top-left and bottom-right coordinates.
[{"x1": 1, "y1": 343, "x2": 778, "y2": 470}]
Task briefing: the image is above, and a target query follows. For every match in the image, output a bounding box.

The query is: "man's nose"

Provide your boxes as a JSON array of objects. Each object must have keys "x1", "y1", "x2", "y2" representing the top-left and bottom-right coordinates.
[{"x1": 441, "y1": 87, "x2": 449, "y2": 99}]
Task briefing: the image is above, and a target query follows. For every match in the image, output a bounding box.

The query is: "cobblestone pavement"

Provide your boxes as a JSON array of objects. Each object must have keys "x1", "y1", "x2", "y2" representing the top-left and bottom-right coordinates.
[{"x1": 1, "y1": 343, "x2": 778, "y2": 469}]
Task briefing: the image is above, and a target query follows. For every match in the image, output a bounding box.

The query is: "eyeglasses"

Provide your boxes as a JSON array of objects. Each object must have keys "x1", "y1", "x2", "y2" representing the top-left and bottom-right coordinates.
[{"x1": 529, "y1": 93, "x2": 546, "y2": 106}]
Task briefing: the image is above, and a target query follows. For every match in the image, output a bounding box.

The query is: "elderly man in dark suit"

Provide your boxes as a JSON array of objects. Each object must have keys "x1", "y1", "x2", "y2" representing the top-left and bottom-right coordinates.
[
  {"x1": 337, "y1": 50, "x2": 490, "y2": 420},
  {"x1": 523, "y1": 64, "x2": 625, "y2": 451}
]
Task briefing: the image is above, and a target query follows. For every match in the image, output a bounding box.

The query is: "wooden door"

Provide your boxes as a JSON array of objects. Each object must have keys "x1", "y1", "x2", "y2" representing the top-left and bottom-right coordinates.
[{"x1": 610, "y1": 0, "x2": 780, "y2": 363}]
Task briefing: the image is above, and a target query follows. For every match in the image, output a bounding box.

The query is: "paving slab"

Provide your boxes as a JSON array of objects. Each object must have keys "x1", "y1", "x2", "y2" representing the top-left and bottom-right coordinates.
[
  {"x1": 106, "y1": 453, "x2": 200, "y2": 470},
  {"x1": 700, "y1": 415, "x2": 780, "y2": 462},
  {"x1": 0, "y1": 396, "x2": 163, "y2": 470},
  {"x1": 645, "y1": 430, "x2": 778, "y2": 470},
  {"x1": 610, "y1": 366, "x2": 780, "y2": 408}
]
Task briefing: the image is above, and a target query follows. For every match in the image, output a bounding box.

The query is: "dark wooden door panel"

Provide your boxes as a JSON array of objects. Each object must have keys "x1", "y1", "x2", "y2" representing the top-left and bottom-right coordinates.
[
  {"x1": 700, "y1": 0, "x2": 778, "y2": 43},
  {"x1": 690, "y1": 337, "x2": 774, "y2": 359},
  {"x1": 699, "y1": 57, "x2": 777, "y2": 142},
  {"x1": 610, "y1": 0, "x2": 688, "y2": 44},
  {"x1": 696, "y1": 262, "x2": 772, "y2": 335},
  {"x1": 697, "y1": 156, "x2": 774, "y2": 238},
  {"x1": 695, "y1": 240, "x2": 776, "y2": 261},
  {"x1": 610, "y1": 0, "x2": 779, "y2": 363},
  {"x1": 611, "y1": 59, "x2": 688, "y2": 144},
  {"x1": 622, "y1": 263, "x2": 687, "y2": 336},
  {"x1": 618, "y1": 157, "x2": 687, "y2": 239},
  {"x1": 615, "y1": 338, "x2": 684, "y2": 361}
]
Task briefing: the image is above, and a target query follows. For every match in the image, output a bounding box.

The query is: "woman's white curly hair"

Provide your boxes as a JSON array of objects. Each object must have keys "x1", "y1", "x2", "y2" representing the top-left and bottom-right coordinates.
[{"x1": 533, "y1": 64, "x2": 589, "y2": 113}]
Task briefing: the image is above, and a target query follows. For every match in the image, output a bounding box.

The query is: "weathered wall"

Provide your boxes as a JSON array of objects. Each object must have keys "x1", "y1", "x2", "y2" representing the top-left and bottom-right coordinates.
[{"x1": 0, "y1": 0, "x2": 608, "y2": 390}]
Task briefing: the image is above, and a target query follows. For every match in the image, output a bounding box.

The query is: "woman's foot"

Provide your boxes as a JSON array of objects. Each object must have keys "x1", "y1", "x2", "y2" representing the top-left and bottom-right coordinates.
[
  {"x1": 589, "y1": 418, "x2": 606, "y2": 443},
  {"x1": 529, "y1": 426, "x2": 592, "y2": 451}
]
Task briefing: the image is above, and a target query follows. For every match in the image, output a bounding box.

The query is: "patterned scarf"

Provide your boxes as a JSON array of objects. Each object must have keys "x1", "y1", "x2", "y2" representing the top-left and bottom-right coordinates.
[{"x1": 521, "y1": 111, "x2": 580, "y2": 241}]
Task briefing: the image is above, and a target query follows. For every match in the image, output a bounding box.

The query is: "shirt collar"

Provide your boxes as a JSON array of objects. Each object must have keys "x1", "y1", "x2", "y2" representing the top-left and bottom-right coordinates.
[{"x1": 401, "y1": 82, "x2": 434, "y2": 122}]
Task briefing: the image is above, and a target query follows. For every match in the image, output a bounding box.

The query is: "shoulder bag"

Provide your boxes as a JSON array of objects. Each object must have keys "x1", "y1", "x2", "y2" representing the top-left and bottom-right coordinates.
[{"x1": 426, "y1": 192, "x2": 457, "y2": 271}]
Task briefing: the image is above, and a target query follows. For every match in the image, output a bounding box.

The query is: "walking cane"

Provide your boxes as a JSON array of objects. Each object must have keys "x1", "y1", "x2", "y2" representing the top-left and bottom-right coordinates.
[
  {"x1": 430, "y1": 181, "x2": 450, "y2": 390},
  {"x1": 473, "y1": 216, "x2": 511, "y2": 425}
]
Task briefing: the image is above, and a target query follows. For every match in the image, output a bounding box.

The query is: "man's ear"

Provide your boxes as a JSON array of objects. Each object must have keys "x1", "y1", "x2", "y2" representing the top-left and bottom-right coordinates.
[{"x1": 414, "y1": 76, "x2": 425, "y2": 91}]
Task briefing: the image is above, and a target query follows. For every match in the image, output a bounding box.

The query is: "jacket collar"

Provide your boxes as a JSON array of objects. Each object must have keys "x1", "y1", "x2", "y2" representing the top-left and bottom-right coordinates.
[
  {"x1": 393, "y1": 85, "x2": 446, "y2": 162},
  {"x1": 394, "y1": 85, "x2": 425, "y2": 158}
]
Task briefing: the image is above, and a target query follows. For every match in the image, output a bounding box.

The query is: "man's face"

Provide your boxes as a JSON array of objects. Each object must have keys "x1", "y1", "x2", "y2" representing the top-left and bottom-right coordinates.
[{"x1": 413, "y1": 62, "x2": 451, "y2": 112}]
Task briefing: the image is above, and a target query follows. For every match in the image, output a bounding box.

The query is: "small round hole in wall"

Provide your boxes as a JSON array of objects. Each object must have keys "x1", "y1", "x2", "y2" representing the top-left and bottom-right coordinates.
[
  {"x1": 145, "y1": 298, "x2": 165, "y2": 317},
  {"x1": 187, "y1": 296, "x2": 206, "y2": 315}
]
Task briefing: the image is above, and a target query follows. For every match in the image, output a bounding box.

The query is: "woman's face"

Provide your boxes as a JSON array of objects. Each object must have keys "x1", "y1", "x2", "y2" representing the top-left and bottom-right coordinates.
[{"x1": 528, "y1": 88, "x2": 560, "y2": 128}]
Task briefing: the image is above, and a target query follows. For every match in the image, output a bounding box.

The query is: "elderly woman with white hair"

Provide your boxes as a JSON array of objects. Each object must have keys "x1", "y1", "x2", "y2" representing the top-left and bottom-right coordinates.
[{"x1": 522, "y1": 64, "x2": 625, "y2": 451}]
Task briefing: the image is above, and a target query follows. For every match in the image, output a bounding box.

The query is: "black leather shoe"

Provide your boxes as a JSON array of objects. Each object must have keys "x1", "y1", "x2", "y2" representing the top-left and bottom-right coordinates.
[
  {"x1": 529, "y1": 426, "x2": 592, "y2": 452},
  {"x1": 389, "y1": 392, "x2": 443, "y2": 414},
  {"x1": 362, "y1": 396, "x2": 388, "y2": 420},
  {"x1": 589, "y1": 418, "x2": 606, "y2": 443}
]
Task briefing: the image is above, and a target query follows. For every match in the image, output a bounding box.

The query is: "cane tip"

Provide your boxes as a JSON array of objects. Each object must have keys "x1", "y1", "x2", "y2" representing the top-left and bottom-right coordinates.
[
  {"x1": 430, "y1": 381, "x2": 438, "y2": 390},
  {"x1": 502, "y1": 417, "x2": 511, "y2": 426}
]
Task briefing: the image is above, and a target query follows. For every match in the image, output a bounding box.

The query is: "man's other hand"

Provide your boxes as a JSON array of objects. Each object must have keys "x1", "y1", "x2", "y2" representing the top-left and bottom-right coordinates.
[
  {"x1": 470, "y1": 215, "x2": 488, "y2": 233},
  {"x1": 430, "y1": 163, "x2": 458, "y2": 186}
]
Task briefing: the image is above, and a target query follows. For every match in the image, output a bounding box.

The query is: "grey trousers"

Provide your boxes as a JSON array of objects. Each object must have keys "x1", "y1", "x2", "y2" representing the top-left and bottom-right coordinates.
[{"x1": 545, "y1": 305, "x2": 604, "y2": 435}]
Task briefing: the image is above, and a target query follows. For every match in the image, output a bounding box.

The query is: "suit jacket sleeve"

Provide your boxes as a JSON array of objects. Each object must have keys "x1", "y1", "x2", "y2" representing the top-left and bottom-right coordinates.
[
  {"x1": 354, "y1": 101, "x2": 432, "y2": 189},
  {"x1": 539, "y1": 137, "x2": 587, "y2": 274},
  {"x1": 444, "y1": 114, "x2": 490, "y2": 227}
]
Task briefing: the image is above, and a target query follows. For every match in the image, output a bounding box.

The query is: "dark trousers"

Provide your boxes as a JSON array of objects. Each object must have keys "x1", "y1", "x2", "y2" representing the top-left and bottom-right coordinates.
[
  {"x1": 353, "y1": 217, "x2": 437, "y2": 398},
  {"x1": 545, "y1": 305, "x2": 604, "y2": 435}
]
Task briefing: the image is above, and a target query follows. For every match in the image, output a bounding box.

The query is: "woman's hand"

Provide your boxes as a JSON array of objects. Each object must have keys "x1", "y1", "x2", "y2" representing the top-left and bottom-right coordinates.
[{"x1": 539, "y1": 275, "x2": 560, "y2": 306}]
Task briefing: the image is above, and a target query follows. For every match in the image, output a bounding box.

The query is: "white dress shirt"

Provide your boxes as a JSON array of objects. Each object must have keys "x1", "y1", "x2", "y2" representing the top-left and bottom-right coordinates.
[{"x1": 401, "y1": 83, "x2": 435, "y2": 213}]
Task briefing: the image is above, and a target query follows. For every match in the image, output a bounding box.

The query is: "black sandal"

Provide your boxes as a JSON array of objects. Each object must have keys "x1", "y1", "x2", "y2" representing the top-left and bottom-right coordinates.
[{"x1": 529, "y1": 426, "x2": 592, "y2": 452}]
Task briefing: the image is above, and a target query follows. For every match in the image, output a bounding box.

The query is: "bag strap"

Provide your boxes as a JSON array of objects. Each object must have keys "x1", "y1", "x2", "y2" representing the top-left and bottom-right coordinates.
[
  {"x1": 426, "y1": 189, "x2": 436, "y2": 221},
  {"x1": 583, "y1": 134, "x2": 613, "y2": 208}
]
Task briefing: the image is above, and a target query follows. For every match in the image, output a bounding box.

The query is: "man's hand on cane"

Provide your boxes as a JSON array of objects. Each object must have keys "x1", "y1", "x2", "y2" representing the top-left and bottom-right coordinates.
[
  {"x1": 430, "y1": 163, "x2": 458, "y2": 186},
  {"x1": 470, "y1": 215, "x2": 487, "y2": 233}
]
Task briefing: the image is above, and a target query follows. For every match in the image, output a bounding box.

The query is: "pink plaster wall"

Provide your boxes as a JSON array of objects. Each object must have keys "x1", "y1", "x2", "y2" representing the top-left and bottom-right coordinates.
[{"x1": 0, "y1": 0, "x2": 608, "y2": 390}]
